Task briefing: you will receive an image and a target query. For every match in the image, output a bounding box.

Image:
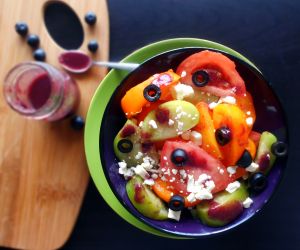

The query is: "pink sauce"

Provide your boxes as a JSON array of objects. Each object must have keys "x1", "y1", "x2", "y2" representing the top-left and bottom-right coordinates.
[
  {"x1": 28, "y1": 73, "x2": 51, "y2": 109},
  {"x1": 59, "y1": 51, "x2": 91, "y2": 71}
]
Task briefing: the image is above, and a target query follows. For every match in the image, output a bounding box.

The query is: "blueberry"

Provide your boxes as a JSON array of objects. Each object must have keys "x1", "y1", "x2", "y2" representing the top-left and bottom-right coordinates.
[
  {"x1": 143, "y1": 84, "x2": 161, "y2": 102},
  {"x1": 236, "y1": 150, "x2": 252, "y2": 168},
  {"x1": 215, "y1": 126, "x2": 231, "y2": 146},
  {"x1": 88, "y1": 40, "x2": 99, "y2": 52},
  {"x1": 33, "y1": 48, "x2": 46, "y2": 61},
  {"x1": 27, "y1": 34, "x2": 40, "y2": 48},
  {"x1": 168, "y1": 195, "x2": 185, "y2": 211},
  {"x1": 249, "y1": 172, "x2": 267, "y2": 193},
  {"x1": 70, "y1": 115, "x2": 85, "y2": 130},
  {"x1": 85, "y1": 11, "x2": 97, "y2": 25},
  {"x1": 15, "y1": 22, "x2": 28, "y2": 36},
  {"x1": 171, "y1": 148, "x2": 188, "y2": 167}
]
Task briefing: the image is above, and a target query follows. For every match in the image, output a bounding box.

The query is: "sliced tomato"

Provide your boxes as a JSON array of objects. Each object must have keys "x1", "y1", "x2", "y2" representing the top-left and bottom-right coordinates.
[
  {"x1": 152, "y1": 141, "x2": 243, "y2": 207},
  {"x1": 194, "y1": 102, "x2": 223, "y2": 160},
  {"x1": 245, "y1": 138, "x2": 257, "y2": 159},
  {"x1": 121, "y1": 70, "x2": 180, "y2": 118},
  {"x1": 213, "y1": 103, "x2": 249, "y2": 166},
  {"x1": 176, "y1": 50, "x2": 246, "y2": 97}
]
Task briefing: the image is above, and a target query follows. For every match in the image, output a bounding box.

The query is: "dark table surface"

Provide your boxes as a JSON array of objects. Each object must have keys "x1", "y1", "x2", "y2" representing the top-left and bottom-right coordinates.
[{"x1": 64, "y1": 0, "x2": 299, "y2": 249}]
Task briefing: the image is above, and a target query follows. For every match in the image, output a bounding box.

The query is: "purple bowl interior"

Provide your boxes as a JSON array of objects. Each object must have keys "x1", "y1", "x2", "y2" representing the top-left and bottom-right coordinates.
[{"x1": 100, "y1": 48, "x2": 288, "y2": 237}]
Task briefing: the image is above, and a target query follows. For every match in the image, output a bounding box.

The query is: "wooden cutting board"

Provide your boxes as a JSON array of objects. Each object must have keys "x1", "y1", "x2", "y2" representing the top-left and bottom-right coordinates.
[{"x1": 0, "y1": 0, "x2": 109, "y2": 249}]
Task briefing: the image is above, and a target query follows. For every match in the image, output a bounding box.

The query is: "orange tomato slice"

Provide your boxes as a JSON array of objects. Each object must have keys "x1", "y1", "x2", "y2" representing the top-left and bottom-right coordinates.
[
  {"x1": 194, "y1": 102, "x2": 223, "y2": 160},
  {"x1": 213, "y1": 103, "x2": 249, "y2": 166},
  {"x1": 121, "y1": 70, "x2": 180, "y2": 118}
]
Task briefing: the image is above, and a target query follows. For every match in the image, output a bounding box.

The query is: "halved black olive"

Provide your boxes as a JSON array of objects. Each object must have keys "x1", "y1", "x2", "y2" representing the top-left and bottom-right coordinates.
[
  {"x1": 249, "y1": 172, "x2": 267, "y2": 193},
  {"x1": 168, "y1": 195, "x2": 185, "y2": 211},
  {"x1": 117, "y1": 139, "x2": 133, "y2": 153},
  {"x1": 171, "y1": 149, "x2": 188, "y2": 167},
  {"x1": 236, "y1": 150, "x2": 252, "y2": 168},
  {"x1": 192, "y1": 70, "x2": 210, "y2": 87},
  {"x1": 215, "y1": 126, "x2": 231, "y2": 146},
  {"x1": 143, "y1": 84, "x2": 161, "y2": 102},
  {"x1": 271, "y1": 141, "x2": 288, "y2": 157}
]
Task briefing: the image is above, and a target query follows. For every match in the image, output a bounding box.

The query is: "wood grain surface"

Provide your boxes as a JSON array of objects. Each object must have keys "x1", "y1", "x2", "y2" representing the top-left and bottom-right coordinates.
[{"x1": 0, "y1": 0, "x2": 109, "y2": 249}]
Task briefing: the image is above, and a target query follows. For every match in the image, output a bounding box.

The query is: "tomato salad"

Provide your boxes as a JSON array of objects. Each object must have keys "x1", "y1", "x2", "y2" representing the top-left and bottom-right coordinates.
[{"x1": 113, "y1": 50, "x2": 287, "y2": 226}]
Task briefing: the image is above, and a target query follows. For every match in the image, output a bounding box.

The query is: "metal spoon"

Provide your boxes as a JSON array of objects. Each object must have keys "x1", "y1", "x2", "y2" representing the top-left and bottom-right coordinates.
[{"x1": 58, "y1": 50, "x2": 139, "y2": 73}]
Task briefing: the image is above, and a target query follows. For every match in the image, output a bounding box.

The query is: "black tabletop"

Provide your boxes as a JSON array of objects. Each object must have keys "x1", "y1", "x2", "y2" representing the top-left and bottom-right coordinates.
[{"x1": 64, "y1": 0, "x2": 300, "y2": 249}]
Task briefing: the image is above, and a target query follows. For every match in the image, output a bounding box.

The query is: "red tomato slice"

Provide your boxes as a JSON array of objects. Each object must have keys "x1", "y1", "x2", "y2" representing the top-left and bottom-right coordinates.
[
  {"x1": 176, "y1": 50, "x2": 246, "y2": 97},
  {"x1": 152, "y1": 141, "x2": 244, "y2": 207}
]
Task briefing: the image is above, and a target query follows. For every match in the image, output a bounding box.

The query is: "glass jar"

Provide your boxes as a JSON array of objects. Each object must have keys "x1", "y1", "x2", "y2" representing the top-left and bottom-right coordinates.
[{"x1": 3, "y1": 62, "x2": 79, "y2": 121}]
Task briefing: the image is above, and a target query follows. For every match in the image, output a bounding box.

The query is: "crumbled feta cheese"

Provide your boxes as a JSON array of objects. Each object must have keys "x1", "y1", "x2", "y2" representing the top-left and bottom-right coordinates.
[
  {"x1": 197, "y1": 173, "x2": 210, "y2": 183},
  {"x1": 179, "y1": 169, "x2": 187, "y2": 179},
  {"x1": 181, "y1": 71, "x2": 187, "y2": 77},
  {"x1": 190, "y1": 131, "x2": 202, "y2": 145},
  {"x1": 168, "y1": 209, "x2": 181, "y2": 221},
  {"x1": 205, "y1": 180, "x2": 215, "y2": 191},
  {"x1": 118, "y1": 161, "x2": 134, "y2": 179},
  {"x1": 187, "y1": 175, "x2": 195, "y2": 193},
  {"x1": 246, "y1": 117, "x2": 253, "y2": 126},
  {"x1": 220, "y1": 96, "x2": 236, "y2": 104},
  {"x1": 243, "y1": 197, "x2": 254, "y2": 208},
  {"x1": 246, "y1": 111, "x2": 251, "y2": 115},
  {"x1": 118, "y1": 161, "x2": 127, "y2": 169},
  {"x1": 219, "y1": 169, "x2": 225, "y2": 175},
  {"x1": 143, "y1": 178, "x2": 155, "y2": 186},
  {"x1": 148, "y1": 119, "x2": 158, "y2": 129},
  {"x1": 246, "y1": 162, "x2": 259, "y2": 172},
  {"x1": 168, "y1": 119, "x2": 175, "y2": 126},
  {"x1": 133, "y1": 165, "x2": 150, "y2": 179},
  {"x1": 226, "y1": 181, "x2": 241, "y2": 193},
  {"x1": 177, "y1": 121, "x2": 184, "y2": 131},
  {"x1": 181, "y1": 130, "x2": 191, "y2": 140},
  {"x1": 164, "y1": 168, "x2": 171, "y2": 176},
  {"x1": 161, "y1": 176, "x2": 167, "y2": 181},
  {"x1": 186, "y1": 192, "x2": 196, "y2": 203},
  {"x1": 195, "y1": 189, "x2": 213, "y2": 200},
  {"x1": 139, "y1": 121, "x2": 143, "y2": 127},
  {"x1": 151, "y1": 173, "x2": 158, "y2": 179},
  {"x1": 227, "y1": 166, "x2": 237, "y2": 175},
  {"x1": 171, "y1": 169, "x2": 178, "y2": 175},
  {"x1": 208, "y1": 102, "x2": 219, "y2": 110},
  {"x1": 172, "y1": 83, "x2": 194, "y2": 100},
  {"x1": 163, "y1": 156, "x2": 168, "y2": 161},
  {"x1": 135, "y1": 152, "x2": 143, "y2": 160}
]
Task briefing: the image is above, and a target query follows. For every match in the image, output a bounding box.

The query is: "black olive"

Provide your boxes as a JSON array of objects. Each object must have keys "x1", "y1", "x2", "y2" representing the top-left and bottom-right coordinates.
[
  {"x1": 70, "y1": 115, "x2": 85, "y2": 130},
  {"x1": 27, "y1": 34, "x2": 40, "y2": 48},
  {"x1": 33, "y1": 48, "x2": 46, "y2": 61},
  {"x1": 84, "y1": 11, "x2": 97, "y2": 25},
  {"x1": 117, "y1": 139, "x2": 133, "y2": 153},
  {"x1": 215, "y1": 126, "x2": 231, "y2": 146},
  {"x1": 236, "y1": 150, "x2": 252, "y2": 168},
  {"x1": 192, "y1": 70, "x2": 210, "y2": 87},
  {"x1": 168, "y1": 195, "x2": 185, "y2": 211},
  {"x1": 143, "y1": 84, "x2": 161, "y2": 102},
  {"x1": 171, "y1": 149, "x2": 188, "y2": 167},
  {"x1": 15, "y1": 22, "x2": 28, "y2": 36},
  {"x1": 271, "y1": 141, "x2": 288, "y2": 157},
  {"x1": 249, "y1": 172, "x2": 267, "y2": 193},
  {"x1": 88, "y1": 40, "x2": 99, "y2": 53}
]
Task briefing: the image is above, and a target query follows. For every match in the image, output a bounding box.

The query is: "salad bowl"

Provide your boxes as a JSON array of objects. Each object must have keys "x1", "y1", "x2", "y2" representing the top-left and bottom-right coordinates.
[{"x1": 84, "y1": 38, "x2": 288, "y2": 238}]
